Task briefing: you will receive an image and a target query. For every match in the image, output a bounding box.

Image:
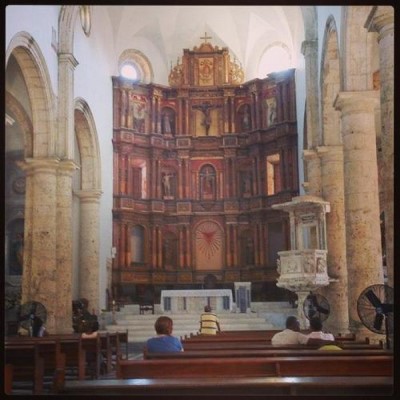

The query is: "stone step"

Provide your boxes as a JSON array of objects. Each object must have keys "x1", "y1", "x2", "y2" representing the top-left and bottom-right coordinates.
[{"x1": 102, "y1": 302, "x2": 291, "y2": 342}]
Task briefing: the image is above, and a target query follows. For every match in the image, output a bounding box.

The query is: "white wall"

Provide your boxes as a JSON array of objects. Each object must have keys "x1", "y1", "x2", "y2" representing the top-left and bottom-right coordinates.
[
  {"x1": 73, "y1": 8, "x2": 116, "y2": 310},
  {"x1": 6, "y1": 5, "x2": 60, "y2": 97}
]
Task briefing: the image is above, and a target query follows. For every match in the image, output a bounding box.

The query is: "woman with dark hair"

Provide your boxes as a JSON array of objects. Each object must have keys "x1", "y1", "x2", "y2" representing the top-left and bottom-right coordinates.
[{"x1": 146, "y1": 316, "x2": 183, "y2": 353}]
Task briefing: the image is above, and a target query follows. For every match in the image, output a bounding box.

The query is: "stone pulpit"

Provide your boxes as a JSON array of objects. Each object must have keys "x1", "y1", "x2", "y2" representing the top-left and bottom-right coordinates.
[{"x1": 272, "y1": 195, "x2": 331, "y2": 327}]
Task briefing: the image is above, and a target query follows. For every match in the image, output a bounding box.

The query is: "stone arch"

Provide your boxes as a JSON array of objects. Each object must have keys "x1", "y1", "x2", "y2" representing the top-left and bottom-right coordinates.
[
  {"x1": 6, "y1": 92, "x2": 34, "y2": 158},
  {"x1": 58, "y1": 5, "x2": 80, "y2": 54},
  {"x1": 74, "y1": 98, "x2": 102, "y2": 191},
  {"x1": 6, "y1": 32, "x2": 56, "y2": 157},
  {"x1": 73, "y1": 98, "x2": 102, "y2": 308},
  {"x1": 320, "y1": 15, "x2": 341, "y2": 146},
  {"x1": 341, "y1": 6, "x2": 379, "y2": 91}
]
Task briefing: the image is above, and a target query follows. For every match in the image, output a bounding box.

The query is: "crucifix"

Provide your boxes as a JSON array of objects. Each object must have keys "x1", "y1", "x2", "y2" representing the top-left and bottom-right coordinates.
[
  {"x1": 192, "y1": 102, "x2": 222, "y2": 135},
  {"x1": 200, "y1": 32, "x2": 212, "y2": 44}
]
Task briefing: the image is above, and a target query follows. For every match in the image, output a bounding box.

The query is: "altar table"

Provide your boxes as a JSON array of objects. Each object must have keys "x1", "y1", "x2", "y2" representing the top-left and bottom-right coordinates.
[{"x1": 160, "y1": 289, "x2": 233, "y2": 313}]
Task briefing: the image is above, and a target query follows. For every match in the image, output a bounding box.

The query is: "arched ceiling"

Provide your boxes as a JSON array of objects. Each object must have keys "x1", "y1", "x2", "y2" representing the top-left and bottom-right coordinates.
[{"x1": 102, "y1": 5, "x2": 306, "y2": 84}]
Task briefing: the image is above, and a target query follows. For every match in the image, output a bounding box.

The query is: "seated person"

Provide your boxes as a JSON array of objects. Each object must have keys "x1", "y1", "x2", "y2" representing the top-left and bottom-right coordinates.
[
  {"x1": 271, "y1": 316, "x2": 335, "y2": 346},
  {"x1": 199, "y1": 305, "x2": 221, "y2": 335},
  {"x1": 146, "y1": 316, "x2": 183, "y2": 353},
  {"x1": 306, "y1": 317, "x2": 335, "y2": 341}
]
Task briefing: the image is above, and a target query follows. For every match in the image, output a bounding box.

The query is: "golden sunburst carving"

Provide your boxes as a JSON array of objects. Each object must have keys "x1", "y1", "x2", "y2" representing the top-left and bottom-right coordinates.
[{"x1": 196, "y1": 222, "x2": 222, "y2": 260}]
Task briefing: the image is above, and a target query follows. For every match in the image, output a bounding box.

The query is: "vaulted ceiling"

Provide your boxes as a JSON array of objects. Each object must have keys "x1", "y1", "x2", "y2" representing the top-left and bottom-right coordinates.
[{"x1": 102, "y1": 5, "x2": 306, "y2": 84}]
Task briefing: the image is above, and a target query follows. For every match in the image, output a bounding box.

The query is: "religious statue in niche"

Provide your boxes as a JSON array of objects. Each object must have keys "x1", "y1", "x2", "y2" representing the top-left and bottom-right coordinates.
[
  {"x1": 245, "y1": 236, "x2": 255, "y2": 265},
  {"x1": 242, "y1": 171, "x2": 252, "y2": 196},
  {"x1": 241, "y1": 104, "x2": 251, "y2": 131},
  {"x1": 162, "y1": 108, "x2": 175, "y2": 135},
  {"x1": 266, "y1": 97, "x2": 277, "y2": 127},
  {"x1": 132, "y1": 101, "x2": 146, "y2": 133},
  {"x1": 200, "y1": 165, "x2": 216, "y2": 200},
  {"x1": 162, "y1": 172, "x2": 175, "y2": 198},
  {"x1": 192, "y1": 102, "x2": 222, "y2": 136}
]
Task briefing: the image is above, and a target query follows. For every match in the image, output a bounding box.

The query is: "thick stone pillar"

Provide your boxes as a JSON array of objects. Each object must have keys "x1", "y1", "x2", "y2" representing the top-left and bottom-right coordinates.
[
  {"x1": 21, "y1": 158, "x2": 73, "y2": 333},
  {"x1": 365, "y1": 6, "x2": 394, "y2": 287},
  {"x1": 302, "y1": 150, "x2": 322, "y2": 197},
  {"x1": 55, "y1": 160, "x2": 77, "y2": 332},
  {"x1": 78, "y1": 190, "x2": 101, "y2": 314},
  {"x1": 318, "y1": 146, "x2": 349, "y2": 334},
  {"x1": 334, "y1": 91, "x2": 384, "y2": 333}
]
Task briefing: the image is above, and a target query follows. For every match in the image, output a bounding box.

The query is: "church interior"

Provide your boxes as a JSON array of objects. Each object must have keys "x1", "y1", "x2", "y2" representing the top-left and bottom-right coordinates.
[{"x1": 5, "y1": 5, "x2": 395, "y2": 395}]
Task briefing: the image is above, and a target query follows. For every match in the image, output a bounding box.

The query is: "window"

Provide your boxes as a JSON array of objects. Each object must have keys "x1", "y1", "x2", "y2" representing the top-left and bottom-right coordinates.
[
  {"x1": 120, "y1": 63, "x2": 138, "y2": 80},
  {"x1": 118, "y1": 49, "x2": 153, "y2": 84}
]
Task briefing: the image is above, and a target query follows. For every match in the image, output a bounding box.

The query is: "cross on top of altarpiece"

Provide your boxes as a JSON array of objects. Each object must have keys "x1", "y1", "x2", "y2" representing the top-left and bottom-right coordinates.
[{"x1": 200, "y1": 32, "x2": 212, "y2": 44}]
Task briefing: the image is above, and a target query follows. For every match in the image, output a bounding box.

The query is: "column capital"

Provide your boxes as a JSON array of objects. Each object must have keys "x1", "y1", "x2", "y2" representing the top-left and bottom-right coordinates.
[
  {"x1": 76, "y1": 189, "x2": 102, "y2": 203},
  {"x1": 302, "y1": 149, "x2": 318, "y2": 161},
  {"x1": 334, "y1": 91, "x2": 380, "y2": 114},
  {"x1": 58, "y1": 159, "x2": 80, "y2": 175},
  {"x1": 301, "y1": 40, "x2": 318, "y2": 56},
  {"x1": 19, "y1": 157, "x2": 60, "y2": 174},
  {"x1": 58, "y1": 52, "x2": 79, "y2": 68},
  {"x1": 365, "y1": 6, "x2": 394, "y2": 40}
]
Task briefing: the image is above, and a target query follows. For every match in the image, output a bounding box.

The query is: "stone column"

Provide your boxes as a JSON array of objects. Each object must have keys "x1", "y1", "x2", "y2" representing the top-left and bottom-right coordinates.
[
  {"x1": 365, "y1": 6, "x2": 394, "y2": 287},
  {"x1": 301, "y1": 40, "x2": 321, "y2": 197},
  {"x1": 302, "y1": 149, "x2": 322, "y2": 197},
  {"x1": 334, "y1": 91, "x2": 384, "y2": 333},
  {"x1": 78, "y1": 190, "x2": 101, "y2": 314},
  {"x1": 318, "y1": 146, "x2": 349, "y2": 334},
  {"x1": 58, "y1": 53, "x2": 78, "y2": 158},
  {"x1": 54, "y1": 160, "x2": 77, "y2": 332},
  {"x1": 20, "y1": 159, "x2": 65, "y2": 333}
]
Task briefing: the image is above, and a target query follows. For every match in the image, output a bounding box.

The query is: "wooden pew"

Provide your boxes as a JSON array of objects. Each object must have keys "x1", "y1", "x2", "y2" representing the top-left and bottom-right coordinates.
[
  {"x1": 144, "y1": 348, "x2": 392, "y2": 360},
  {"x1": 117, "y1": 355, "x2": 393, "y2": 379},
  {"x1": 189, "y1": 330, "x2": 357, "y2": 341},
  {"x1": 81, "y1": 334, "x2": 102, "y2": 379},
  {"x1": 5, "y1": 339, "x2": 57, "y2": 394},
  {"x1": 181, "y1": 341, "x2": 383, "y2": 351},
  {"x1": 4, "y1": 364, "x2": 13, "y2": 395},
  {"x1": 47, "y1": 334, "x2": 86, "y2": 380},
  {"x1": 117, "y1": 330, "x2": 129, "y2": 359},
  {"x1": 60, "y1": 376, "x2": 393, "y2": 396}
]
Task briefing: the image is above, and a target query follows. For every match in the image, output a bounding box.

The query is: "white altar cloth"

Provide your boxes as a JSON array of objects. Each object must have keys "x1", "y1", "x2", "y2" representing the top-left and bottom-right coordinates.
[{"x1": 161, "y1": 289, "x2": 233, "y2": 313}]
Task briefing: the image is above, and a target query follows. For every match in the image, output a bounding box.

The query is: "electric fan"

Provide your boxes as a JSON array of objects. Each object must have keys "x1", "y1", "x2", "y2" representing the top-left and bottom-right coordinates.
[
  {"x1": 303, "y1": 292, "x2": 330, "y2": 322},
  {"x1": 18, "y1": 301, "x2": 47, "y2": 335},
  {"x1": 357, "y1": 284, "x2": 393, "y2": 349}
]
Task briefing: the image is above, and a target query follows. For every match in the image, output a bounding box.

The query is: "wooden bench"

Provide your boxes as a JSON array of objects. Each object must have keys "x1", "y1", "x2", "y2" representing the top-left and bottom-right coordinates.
[
  {"x1": 4, "y1": 336, "x2": 76, "y2": 394},
  {"x1": 181, "y1": 341, "x2": 383, "y2": 351},
  {"x1": 117, "y1": 355, "x2": 393, "y2": 379},
  {"x1": 189, "y1": 330, "x2": 357, "y2": 341},
  {"x1": 144, "y1": 348, "x2": 392, "y2": 359},
  {"x1": 60, "y1": 376, "x2": 393, "y2": 396}
]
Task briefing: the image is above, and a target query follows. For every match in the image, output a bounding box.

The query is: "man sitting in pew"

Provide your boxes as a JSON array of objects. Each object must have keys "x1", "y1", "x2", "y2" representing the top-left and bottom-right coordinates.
[
  {"x1": 146, "y1": 316, "x2": 183, "y2": 353},
  {"x1": 271, "y1": 316, "x2": 335, "y2": 346}
]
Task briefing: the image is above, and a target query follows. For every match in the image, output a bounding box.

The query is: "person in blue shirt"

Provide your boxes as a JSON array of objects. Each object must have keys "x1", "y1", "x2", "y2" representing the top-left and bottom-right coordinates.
[{"x1": 146, "y1": 316, "x2": 183, "y2": 353}]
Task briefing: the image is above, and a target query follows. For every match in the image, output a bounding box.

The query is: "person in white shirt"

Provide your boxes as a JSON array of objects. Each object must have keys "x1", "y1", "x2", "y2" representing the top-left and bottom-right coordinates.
[
  {"x1": 271, "y1": 316, "x2": 309, "y2": 345},
  {"x1": 306, "y1": 317, "x2": 335, "y2": 341},
  {"x1": 271, "y1": 316, "x2": 335, "y2": 346}
]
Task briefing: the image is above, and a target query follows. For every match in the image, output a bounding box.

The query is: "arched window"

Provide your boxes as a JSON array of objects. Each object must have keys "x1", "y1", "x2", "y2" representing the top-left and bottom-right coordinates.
[
  {"x1": 257, "y1": 43, "x2": 292, "y2": 77},
  {"x1": 118, "y1": 49, "x2": 153, "y2": 83}
]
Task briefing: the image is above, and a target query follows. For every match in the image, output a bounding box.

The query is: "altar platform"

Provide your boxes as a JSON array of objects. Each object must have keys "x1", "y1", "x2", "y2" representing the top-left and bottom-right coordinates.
[{"x1": 160, "y1": 289, "x2": 233, "y2": 313}]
